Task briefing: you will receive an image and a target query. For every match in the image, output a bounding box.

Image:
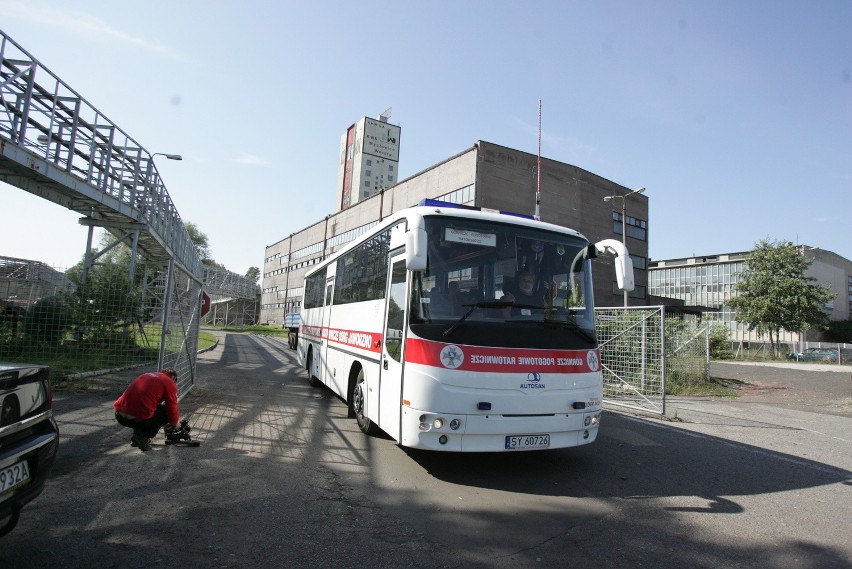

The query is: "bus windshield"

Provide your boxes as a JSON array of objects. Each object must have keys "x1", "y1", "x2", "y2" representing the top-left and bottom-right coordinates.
[{"x1": 409, "y1": 216, "x2": 596, "y2": 349}]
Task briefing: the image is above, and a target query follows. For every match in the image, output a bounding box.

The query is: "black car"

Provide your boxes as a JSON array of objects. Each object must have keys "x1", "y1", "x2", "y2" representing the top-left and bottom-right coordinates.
[{"x1": 0, "y1": 363, "x2": 60, "y2": 537}]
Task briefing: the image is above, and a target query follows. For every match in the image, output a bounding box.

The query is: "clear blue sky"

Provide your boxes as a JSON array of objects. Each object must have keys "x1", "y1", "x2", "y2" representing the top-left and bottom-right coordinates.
[{"x1": 2, "y1": 0, "x2": 850, "y2": 274}]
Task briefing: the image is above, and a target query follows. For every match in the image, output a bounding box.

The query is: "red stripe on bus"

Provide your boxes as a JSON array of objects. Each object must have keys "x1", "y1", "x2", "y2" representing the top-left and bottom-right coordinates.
[
  {"x1": 405, "y1": 338, "x2": 599, "y2": 373},
  {"x1": 300, "y1": 325, "x2": 382, "y2": 353}
]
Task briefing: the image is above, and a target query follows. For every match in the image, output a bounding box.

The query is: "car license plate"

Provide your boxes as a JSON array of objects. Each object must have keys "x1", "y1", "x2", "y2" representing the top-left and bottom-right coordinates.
[
  {"x1": 505, "y1": 434, "x2": 550, "y2": 450},
  {"x1": 0, "y1": 459, "x2": 31, "y2": 498}
]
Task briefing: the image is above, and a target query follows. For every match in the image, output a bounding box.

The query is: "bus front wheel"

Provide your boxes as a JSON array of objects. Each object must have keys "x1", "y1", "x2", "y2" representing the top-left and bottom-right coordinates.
[{"x1": 351, "y1": 369, "x2": 379, "y2": 436}]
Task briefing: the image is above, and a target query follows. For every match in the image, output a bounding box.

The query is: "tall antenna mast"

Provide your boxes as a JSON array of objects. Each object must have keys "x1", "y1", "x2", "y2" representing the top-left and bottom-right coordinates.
[{"x1": 535, "y1": 99, "x2": 542, "y2": 220}]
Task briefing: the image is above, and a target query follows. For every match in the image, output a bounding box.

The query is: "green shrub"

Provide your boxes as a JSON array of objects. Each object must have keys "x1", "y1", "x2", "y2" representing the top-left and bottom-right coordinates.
[
  {"x1": 709, "y1": 323, "x2": 734, "y2": 359},
  {"x1": 20, "y1": 294, "x2": 75, "y2": 346}
]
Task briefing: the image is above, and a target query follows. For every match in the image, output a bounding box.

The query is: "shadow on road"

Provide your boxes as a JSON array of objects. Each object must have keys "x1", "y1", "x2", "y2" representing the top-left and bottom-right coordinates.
[{"x1": 3, "y1": 332, "x2": 850, "y2": 569}]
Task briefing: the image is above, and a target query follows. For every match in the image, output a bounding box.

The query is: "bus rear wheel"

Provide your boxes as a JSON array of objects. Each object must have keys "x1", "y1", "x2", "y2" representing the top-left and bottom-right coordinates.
[
  {"x1": 351, "y1": 369, "x2": 379, "y2": 436},
  {"x1": 306, "y1": 350, "x2": 321, "y2": 387}
]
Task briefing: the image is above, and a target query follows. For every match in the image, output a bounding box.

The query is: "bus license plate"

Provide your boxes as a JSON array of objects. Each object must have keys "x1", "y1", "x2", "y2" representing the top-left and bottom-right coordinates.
[
  {"x1": 505, "y1": 434, "x2": 550, "y2": 450},
  {"x1": 0, "y1": 459, "x2": 31, "y2": 498}
]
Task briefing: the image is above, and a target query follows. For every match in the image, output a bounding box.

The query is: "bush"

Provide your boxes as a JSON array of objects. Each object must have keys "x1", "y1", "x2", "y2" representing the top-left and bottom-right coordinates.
[
  {"x1": 709, "y1": 323, "x2": 734, "y2": 359},
  {"x1": 20, "y1": 295, "x2": 75, "y2": 346}
]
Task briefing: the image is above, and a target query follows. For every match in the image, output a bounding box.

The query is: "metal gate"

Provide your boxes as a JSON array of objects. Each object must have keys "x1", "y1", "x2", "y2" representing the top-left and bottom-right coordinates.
[
  {"x1": 596, "y1": 307, "x2": 666, "y2": 415},
  {"x1": 596, "y1": 306, "x2": 711, "y2": 416}
]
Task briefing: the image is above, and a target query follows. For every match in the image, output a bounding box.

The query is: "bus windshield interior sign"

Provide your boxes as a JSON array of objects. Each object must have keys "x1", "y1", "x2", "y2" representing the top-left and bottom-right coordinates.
[{"x1": 444, "y1": 228, "x2": 496, "y2": 247}]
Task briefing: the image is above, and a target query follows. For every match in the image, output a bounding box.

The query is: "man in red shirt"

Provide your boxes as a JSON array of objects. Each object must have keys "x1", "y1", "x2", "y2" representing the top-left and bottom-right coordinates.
[{"x1": 114, "y1": 368, "x2": 181, "y2": 451}]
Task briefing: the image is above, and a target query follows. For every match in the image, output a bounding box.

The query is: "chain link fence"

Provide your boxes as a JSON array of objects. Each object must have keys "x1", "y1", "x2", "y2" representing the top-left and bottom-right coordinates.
[{"x1": 0, "y1": 255, "x2": 200, "y2": 396}]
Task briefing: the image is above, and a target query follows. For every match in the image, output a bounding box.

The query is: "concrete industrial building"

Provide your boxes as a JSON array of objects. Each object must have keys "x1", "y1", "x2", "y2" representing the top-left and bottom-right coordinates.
[
  {"x1": 649, "y1": 247, "x2": 852, "y2": 341},
  {"x1": 261, "y1": 139, "x2": 648, "y2": 325}
]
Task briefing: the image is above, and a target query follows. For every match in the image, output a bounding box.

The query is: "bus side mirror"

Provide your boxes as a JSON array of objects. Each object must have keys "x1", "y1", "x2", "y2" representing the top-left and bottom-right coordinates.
[
  {"x1": 616, "y1": 255, "x2": 635, "y2": 291},
  {"x1": 593, "y1": 239, "x2": 635, "y2": 291},
  {"x1": 405, "y1": 221, "x2": 427, "y2": 271}
]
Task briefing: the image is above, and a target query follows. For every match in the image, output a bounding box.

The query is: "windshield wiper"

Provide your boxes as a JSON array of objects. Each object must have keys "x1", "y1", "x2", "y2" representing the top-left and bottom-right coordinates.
[{"x1": 443, "y1": 301, "x2": 513, "y2": 337}]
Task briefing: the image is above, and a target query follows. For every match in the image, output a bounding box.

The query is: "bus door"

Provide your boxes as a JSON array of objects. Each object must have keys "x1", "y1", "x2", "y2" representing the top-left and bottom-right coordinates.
[
  {"x1": 320, "y1": 278, "x2": 334, "y2": 386},
  {"x1": 379, "y1": 256, "x2": 407, "y2": 441}
]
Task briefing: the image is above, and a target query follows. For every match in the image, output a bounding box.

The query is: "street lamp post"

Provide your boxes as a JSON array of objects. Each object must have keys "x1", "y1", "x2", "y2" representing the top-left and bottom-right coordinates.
[{"x1": 604, "y1": 187, "x2": 645, "y2": 307}]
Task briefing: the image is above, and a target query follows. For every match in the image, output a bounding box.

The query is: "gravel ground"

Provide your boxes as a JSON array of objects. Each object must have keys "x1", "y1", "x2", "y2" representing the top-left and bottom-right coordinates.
[{"x1": 709, "y1": 360, "x2": 852, "y2": 417}]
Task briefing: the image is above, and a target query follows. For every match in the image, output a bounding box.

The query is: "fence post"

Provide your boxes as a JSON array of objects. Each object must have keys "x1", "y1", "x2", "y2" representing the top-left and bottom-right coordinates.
[
  {"x1": 660, "y1": 307, "x2": 666, "y2": 416},
  {"x1": 705, "y1": 323, "x2": 710, "y2": 379},
  {"x1": 641, "y1": 317, "x2": 647, "y2": 391},
  {"x1": 157, "y1": 259, "x2": 175, "y2": 369}
]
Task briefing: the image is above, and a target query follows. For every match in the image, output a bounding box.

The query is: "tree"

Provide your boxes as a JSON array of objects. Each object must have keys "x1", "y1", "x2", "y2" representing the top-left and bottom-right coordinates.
[
  {"x1": 245, "y1": 267, "x2": 260, "y2": 283},
  {"x1": 729, "y1": 239, "x2": 834, "y2": 357},
  {"x1": 183, "y1": 221, "x2": 228, "y2": 268},
  {"x1": 185, "y1": 221, "x2": 211, "y2": 262}
]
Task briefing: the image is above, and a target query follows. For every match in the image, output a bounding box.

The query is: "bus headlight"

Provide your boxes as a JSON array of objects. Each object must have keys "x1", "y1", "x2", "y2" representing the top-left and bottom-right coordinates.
[
  {"x1": 449, "y1": 419, "x2": 461, "y2": 430},
  {"x1": 433, "y1": 418, "x2": 444, "y2": 429},
  {"x1": 584, "y1": 412, "x2": 601, "y2": 427}
]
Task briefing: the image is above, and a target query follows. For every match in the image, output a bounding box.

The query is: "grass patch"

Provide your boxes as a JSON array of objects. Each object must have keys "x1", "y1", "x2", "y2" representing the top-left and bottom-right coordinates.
[
  {"x1": 667, "y1": 376, "x2": 741, "y2": 398},
  {"x1": 3, "y1": 328, "x2": 221, "y2": 379},
  {"x1": 198, "y1": 330, "x2": 217, "y2": 351},
  {"x1": 206, "y1": 324, "x2": 289, "y2": 338}
]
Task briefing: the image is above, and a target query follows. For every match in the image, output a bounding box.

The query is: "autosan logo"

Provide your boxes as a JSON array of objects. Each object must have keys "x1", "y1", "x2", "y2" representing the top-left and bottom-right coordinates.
[
  {"x1": 522, "y1": 372, "x2": 546, "y2": 389},
  {"x1": 586, "y1": 350, "x2": 600, "y2": 372},
  {"x1": 439, "y1": 344, "x2": 464, "y2": 369}
]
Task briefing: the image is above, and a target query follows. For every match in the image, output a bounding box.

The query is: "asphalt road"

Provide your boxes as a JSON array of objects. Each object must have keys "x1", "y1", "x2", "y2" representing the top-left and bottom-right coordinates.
[{"x1": 2, "y1": 333, "x2": 850, "y2": 568}]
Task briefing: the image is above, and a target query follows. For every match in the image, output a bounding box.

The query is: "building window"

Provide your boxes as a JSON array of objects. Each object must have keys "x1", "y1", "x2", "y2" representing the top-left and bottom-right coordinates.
[
  {"x1": 388, "y1": 176, "x2": 394, "y2": 182},
  {"x1": 613, "y1": 212, "x2": 647, "y2": 241},
  {"x1": 388, "y1": 164, "x2": 394, "y2": 171},
  {"x1": 364, "y1": 180, "x2": 370, "y2": 187},
  {"x1": 366, "y1": 159, "x2": 372, "y2": 166},
  {"x1": 365, "y1": 170, "x2": 371, "y2": 177}
]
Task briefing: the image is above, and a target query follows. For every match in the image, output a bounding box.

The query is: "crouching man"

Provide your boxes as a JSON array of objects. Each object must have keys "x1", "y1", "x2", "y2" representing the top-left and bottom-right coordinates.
[{"x1": 114, "y1": 368, "x2": 181, "y2": 451}]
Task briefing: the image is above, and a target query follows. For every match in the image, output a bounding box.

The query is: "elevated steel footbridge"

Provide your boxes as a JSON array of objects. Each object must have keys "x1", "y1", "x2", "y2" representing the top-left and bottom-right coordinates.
[
  {"x1": 0, "y1": 30, "x2": 254, "y2": 379},
  {"x1": 0, "y1": 30, "x2": 254, "y2": 299}
]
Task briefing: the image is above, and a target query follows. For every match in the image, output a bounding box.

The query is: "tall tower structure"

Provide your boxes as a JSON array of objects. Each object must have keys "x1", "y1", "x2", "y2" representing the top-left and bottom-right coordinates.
[{"x1": 336, "y1": 109, "x2": 401, "y2": 211}]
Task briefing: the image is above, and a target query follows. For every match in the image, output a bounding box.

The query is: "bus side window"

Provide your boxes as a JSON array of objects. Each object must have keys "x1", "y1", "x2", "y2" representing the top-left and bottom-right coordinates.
[{"x1": 385, "y1": 261, "x2": 407, "y2": 362}]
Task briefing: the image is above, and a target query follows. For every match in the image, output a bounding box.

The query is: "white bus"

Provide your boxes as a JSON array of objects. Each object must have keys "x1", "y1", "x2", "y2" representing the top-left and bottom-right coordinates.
[{"x1": 297, "y1": 199, "x2": 634, "y2": 452}]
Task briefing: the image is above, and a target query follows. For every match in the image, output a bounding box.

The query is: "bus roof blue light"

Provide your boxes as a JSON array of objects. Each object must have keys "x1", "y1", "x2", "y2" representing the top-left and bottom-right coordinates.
[
  {"x1": 418, "y1": 198, "x2": 476, "y2": 210},
  {"x1": 417, "y1": 198, "x2": 535, "y2": 220}
]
